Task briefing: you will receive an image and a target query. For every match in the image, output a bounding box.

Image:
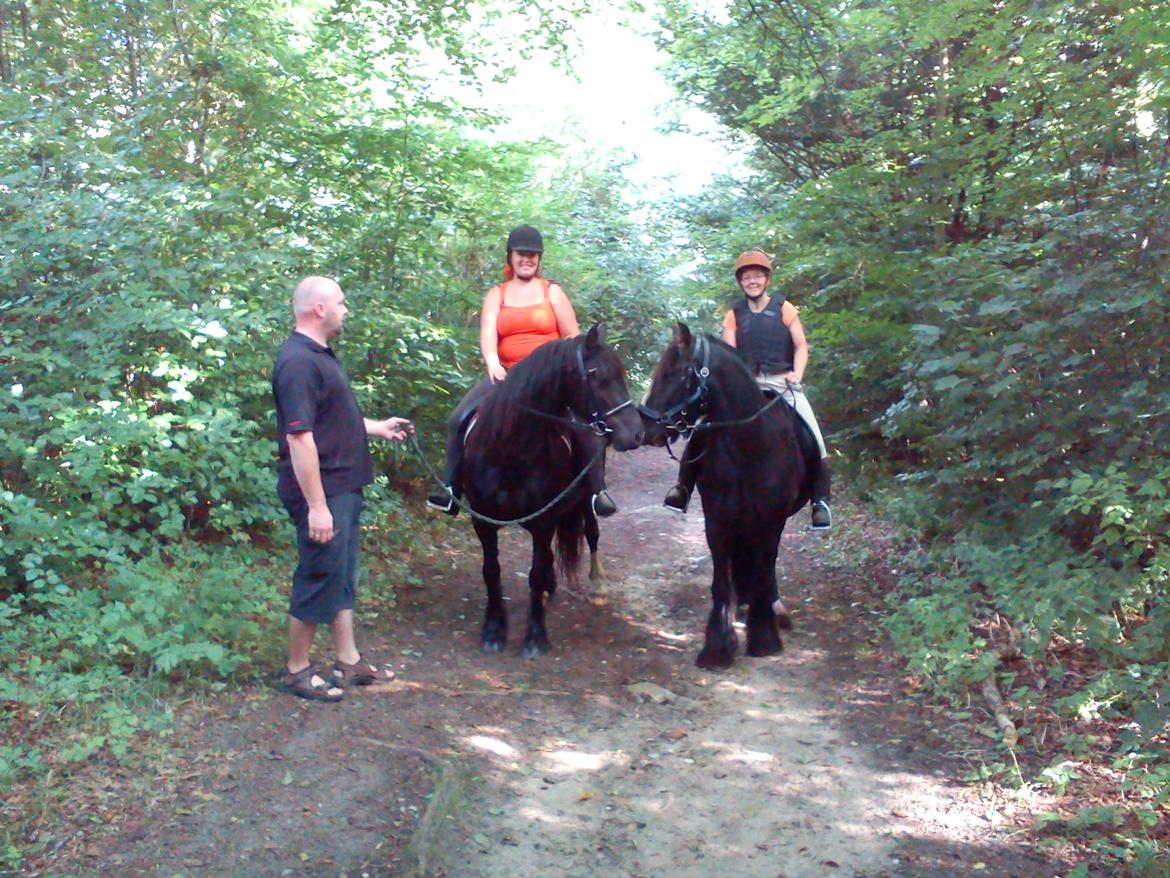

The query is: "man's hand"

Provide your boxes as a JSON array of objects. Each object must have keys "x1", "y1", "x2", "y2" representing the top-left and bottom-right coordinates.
[
  {"x1": 307, "y1": 502, "x2": 334, "y2": 544},
  {"x1": 368, "y1": 416, "x2": 414, "y2": 442}
]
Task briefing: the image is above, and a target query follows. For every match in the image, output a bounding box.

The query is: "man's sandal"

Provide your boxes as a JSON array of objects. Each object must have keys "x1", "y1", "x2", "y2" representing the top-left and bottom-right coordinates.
[
  {"x1": 332, "y1": 656, "x2": 396, "y2": 687},
  {"x1": 275, "y1": 664, "x2": 344, "y2": 702}
]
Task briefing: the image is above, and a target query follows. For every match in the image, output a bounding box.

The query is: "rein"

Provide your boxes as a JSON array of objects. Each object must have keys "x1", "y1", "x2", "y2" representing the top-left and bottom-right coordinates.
[
  {"x1": 406, "y1": 338, "x2": 628, "y2": 527},
  {"x1": 406, "y1": 431, "x2": 605, "y2": 527}
]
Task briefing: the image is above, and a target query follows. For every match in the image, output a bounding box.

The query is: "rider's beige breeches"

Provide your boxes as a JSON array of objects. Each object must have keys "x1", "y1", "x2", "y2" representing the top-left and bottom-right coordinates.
[{"x1": 757, "y1": 375, "x2": 828, "y2": 459}]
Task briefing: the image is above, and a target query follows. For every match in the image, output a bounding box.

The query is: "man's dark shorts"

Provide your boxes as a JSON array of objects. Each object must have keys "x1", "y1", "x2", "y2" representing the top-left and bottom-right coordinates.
[{"x1": 279, "y1": 489, "x2": 363, "y2": 624}]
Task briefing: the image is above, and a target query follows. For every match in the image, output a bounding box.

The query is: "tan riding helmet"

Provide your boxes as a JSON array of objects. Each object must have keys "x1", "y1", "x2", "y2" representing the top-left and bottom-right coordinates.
[{"x1": 734, "y1": 249, "x2": 772, "y2": 279}]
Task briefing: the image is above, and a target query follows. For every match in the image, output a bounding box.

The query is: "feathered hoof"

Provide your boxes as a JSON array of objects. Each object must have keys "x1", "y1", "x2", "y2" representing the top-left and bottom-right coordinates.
[
  {"x1": 746, "y1": 626, "x2": 783, "y2": 657},
  {"x1": 695, "y1": 647, "x2": 735, "y2": 669},
  {"x1": 482, "y1": 620, "x2": 507, "y2": 654}
]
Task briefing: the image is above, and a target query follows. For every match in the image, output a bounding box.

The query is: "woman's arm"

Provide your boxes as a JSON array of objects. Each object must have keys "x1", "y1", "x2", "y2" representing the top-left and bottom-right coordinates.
[
  {"x1": 787, "y1": 314, "x2": 809, "y2": 383},
  {"x1": 721, "y1": 310, "x2": 737, "y2": 346},
  {"x1": 479, "y1": 285, "x2": 507, "y2": 382},
  {"x1": 549, "y1": 284, "x2": 580, "y2": 338}
]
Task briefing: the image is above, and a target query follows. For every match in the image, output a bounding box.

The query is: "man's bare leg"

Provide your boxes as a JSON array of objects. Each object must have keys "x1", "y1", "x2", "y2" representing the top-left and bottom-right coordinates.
[
  {"x1": 330, "y1": 609, "x2": 360, "y2": 666},
  {"x1": 288, "y1": 615, "x2": 342, "y2": 694}
]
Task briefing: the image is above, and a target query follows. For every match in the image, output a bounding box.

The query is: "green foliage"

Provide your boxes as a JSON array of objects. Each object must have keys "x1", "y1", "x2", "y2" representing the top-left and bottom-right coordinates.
[
  {"x1": 0, "y1": 0, "x2": 684, "y2": 810},
  {"x1": 657, "y1": 0, "x2": 1170, "y2": 868},
  {"x1": 0, "y1": 541, "x2": 283, "y2": 782}
]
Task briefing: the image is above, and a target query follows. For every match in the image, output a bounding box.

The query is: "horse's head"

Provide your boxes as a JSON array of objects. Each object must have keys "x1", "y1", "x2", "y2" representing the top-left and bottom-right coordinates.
[
  {"x1": 639, "y1": 322, "x2": 709, "y2": 447},
  {"x1": 573, "y1": 323, "x2": 643, "y2": 452}
]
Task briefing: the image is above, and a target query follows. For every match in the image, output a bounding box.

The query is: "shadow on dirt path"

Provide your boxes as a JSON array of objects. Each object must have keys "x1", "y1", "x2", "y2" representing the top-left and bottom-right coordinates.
[{"x1": 34, "y1": 447, "x2": 1067, "y2": 878}]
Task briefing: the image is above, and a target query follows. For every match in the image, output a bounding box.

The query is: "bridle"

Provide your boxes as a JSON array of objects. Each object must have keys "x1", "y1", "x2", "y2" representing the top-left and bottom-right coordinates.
[
  {"x1": 518, "y1": 340, "x2": 634, "y2": 438},
  {"x1": 636, "y1": 334, "x2": 711, "y2": 434},
  {"x1": 575, "y1": 342, "x2": 635, "y2": 436},
  {"x1": 638, "y1": 335, "x2": 788, "y2": 452}
]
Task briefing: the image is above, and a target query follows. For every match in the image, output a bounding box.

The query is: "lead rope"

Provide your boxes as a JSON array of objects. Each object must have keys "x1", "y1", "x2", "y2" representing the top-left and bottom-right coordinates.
[{"x1": 405, "y1": 431, "x2": 605, "y2": 527}]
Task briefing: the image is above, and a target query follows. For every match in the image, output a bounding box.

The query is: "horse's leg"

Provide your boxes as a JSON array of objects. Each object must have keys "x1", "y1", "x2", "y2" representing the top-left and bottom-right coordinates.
[
  {"x1": 746, "y1": 532, "x2": 784, "y2": 657},
  {"x1": 696, "y1": 523, "x2": 737, "y2": 669},
  {"x1": 771, "y1": 546, "x2": 793, "y2": 633},
  {"x1": 475, "y1": 521, "x2": 507, "y2": 653},
  {"x1": 584, "y1": 505, "x2": 609, "y2": 605},
  {"x1": 521, "y1": 524, "x2": 555, "y2": 659}
]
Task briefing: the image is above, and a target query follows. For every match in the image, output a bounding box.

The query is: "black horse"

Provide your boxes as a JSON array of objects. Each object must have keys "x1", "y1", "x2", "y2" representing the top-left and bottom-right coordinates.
[
  {"x1": 462, "y1": 324, "x2": 642, "y2": 658},
  {"x1": 640, "y1": 323, "x2": 809, "y2": 668}
]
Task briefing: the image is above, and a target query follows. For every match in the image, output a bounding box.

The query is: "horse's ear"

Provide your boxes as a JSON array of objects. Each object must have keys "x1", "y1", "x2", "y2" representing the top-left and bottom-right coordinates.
[
  {"x1": 672, "y1": 322, "x2": 693, "y2": 353},
  {"x1": 585, "y1": 322, "x2": 605, "y2": 349}
]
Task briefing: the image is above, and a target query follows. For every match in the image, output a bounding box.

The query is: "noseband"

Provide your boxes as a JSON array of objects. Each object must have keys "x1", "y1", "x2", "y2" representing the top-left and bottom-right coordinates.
[{"x1": 637, "y1": 335, "x2": 711, "y2": 432}]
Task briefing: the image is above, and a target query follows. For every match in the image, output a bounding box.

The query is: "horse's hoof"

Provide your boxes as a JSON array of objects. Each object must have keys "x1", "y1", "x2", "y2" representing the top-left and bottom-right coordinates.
[
  {"x1": 776, "y1": 612, "x2": 793, "y2": 632},
  {"x1": 589, "y1": 594, "x2": 609, "y2": 608},
  {"x1": 746, "y1": 629, "x2": 783, "y2": 657},
  {"x1": 521, "y1": 640, "x2": 549, "y2": 660},
  {"x1": 695, "y1": 648, "x2": 734, "y2": 670},
  {"x1": 482, "y1": 639, "x2": 505, "y2": 654}
]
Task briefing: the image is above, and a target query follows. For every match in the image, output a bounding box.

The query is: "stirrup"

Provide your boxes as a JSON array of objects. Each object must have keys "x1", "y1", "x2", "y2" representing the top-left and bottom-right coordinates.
[
  {"x1": 591, "y1": 491, "x2": 617, "y2": 518},
  {"x1": 810, "y1": 499, "x2": 832, "y2": 531},
  {"x1": 663, "y1": 484, "x2": 690, "y2": 514},
  {"x1": 426, "y1": 487, "x2": 460, "y2": 516}
]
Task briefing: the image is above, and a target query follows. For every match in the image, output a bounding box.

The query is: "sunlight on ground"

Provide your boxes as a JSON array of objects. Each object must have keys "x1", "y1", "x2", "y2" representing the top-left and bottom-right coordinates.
[
  {"x1": 464, "y1": 734, "x2": 519, "y2": 758},
  {"x1": 516, "y1": 805, "x2": 577, "y2": 827},
  {"x1": 542, "y1": 748, "x2": 611, "y2": 773},
  {"x1": 699, "y1": 743, "x2": 777, "y2": 765},
  {"x1": 712, "y1": 680, "x2": 757, "y2": 695}
]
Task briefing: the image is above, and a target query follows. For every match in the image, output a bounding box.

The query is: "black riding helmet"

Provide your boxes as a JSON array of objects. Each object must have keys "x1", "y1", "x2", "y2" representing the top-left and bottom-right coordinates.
[{"x1": 506, "y1": 225, "x2": 544, "y2": 254}]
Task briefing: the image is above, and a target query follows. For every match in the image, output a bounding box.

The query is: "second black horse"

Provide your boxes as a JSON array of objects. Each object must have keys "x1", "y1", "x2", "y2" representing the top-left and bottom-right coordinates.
[{"x1": 640, "y1": 323, "x2": 811, "y2": 668}]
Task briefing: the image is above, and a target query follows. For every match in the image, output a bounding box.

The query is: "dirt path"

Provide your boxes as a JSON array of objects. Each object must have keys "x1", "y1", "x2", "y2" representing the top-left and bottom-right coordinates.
[{"x1": 38, "y1": 448, "x2": 1064, "y2": 877}]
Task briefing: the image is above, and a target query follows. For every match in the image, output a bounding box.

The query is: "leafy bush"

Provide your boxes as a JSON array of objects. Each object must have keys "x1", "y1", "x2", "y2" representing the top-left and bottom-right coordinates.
[{"x1": 0, "y1": 542, "x2": 285, "y2": 783}]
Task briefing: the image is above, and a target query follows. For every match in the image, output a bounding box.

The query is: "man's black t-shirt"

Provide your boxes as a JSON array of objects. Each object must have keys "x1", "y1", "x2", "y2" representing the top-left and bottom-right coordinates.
[{"x1": 272, "y1": 331, "x2": 373, "y2": 498}]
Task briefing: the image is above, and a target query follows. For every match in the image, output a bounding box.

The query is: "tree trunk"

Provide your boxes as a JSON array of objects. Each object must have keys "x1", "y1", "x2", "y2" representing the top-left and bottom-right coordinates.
[
  {"x1": 126, "y1": 32, "x2": 139, "y2": 99},
  {"x1": 0, "y1": 3, "x2": 10, "y2": 84}
]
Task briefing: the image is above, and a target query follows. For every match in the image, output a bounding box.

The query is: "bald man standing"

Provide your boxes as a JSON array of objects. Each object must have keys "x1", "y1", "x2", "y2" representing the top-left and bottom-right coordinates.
[{"x1": 271, "y1": 276, "x2": 412, "y2": 701}]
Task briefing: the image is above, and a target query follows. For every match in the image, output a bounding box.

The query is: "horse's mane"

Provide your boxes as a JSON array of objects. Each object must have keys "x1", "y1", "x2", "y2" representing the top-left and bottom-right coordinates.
[{"x1": 472, "y1": 337, "x2": 580, "y2": 448}]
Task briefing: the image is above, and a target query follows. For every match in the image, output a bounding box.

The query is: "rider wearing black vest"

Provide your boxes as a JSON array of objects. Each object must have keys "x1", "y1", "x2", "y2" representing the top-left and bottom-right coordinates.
[
  {"x1": 663, "y1": 249, "x2": 832, "y2": 531},
  {"x1": 731, "y1": 297, "x2": 796, "y2": 376}
]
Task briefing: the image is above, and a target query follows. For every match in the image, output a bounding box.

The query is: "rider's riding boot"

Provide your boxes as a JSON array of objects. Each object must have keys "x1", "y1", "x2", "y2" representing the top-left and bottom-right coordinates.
[
  {"x1": 426, "y1": 485, "x2": 460, "y2": 516},
  {"x1": 663, "y1": 483, "x2": 690, "y2": 513},
  {"x1": 592, "y1": 490, "x2": 618, "y2": 518},
  {"x1": 809, "y1": 458, "x2": 832, "y2": 531}
]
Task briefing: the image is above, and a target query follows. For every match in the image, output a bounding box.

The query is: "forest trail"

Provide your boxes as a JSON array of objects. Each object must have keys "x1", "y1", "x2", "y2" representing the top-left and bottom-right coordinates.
[{"x1": 49, "y1": 448, "x2": 1061, "y2": 878}]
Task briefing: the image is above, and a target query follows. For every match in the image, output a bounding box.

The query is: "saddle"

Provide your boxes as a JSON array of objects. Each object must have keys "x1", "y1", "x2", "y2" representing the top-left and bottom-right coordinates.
[{"x1": 760, "y1": 387, "x2": 819, "y2": 464}]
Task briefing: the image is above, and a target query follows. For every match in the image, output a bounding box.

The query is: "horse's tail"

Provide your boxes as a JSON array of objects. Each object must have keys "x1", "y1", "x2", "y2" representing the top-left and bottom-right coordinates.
[{"x1": 553, "y1": 501, "x2": 585, "y2": 589}]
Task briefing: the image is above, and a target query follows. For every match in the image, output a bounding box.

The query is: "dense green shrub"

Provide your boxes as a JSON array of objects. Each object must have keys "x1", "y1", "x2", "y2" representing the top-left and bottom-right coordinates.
[{"x1": 659, "y1": 0, "x2": 1170, "y2": 870}]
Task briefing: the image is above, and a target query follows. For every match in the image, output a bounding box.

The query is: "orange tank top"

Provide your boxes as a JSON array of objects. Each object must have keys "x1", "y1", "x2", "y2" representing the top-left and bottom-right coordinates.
[{"x1": 496, "y1": 278, "x2": 560, "y2": 369}]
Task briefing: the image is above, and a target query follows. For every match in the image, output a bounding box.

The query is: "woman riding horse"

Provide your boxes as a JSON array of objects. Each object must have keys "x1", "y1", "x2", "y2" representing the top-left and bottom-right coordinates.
[
  {"x1": 663, "y1": 249, "x2": 832, "y2": 531},
  {"x1": 427, "y1": 225, "x2": 617, "y2": 518},
  {"x1": 462, "y1": 324, "x2": 641, "y2": 657}
]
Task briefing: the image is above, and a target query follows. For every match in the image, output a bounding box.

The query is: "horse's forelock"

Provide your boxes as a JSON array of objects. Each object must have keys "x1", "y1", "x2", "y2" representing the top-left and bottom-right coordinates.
[{"x1": 587, "y1": 342, "x2": 625, "y2": 382}]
